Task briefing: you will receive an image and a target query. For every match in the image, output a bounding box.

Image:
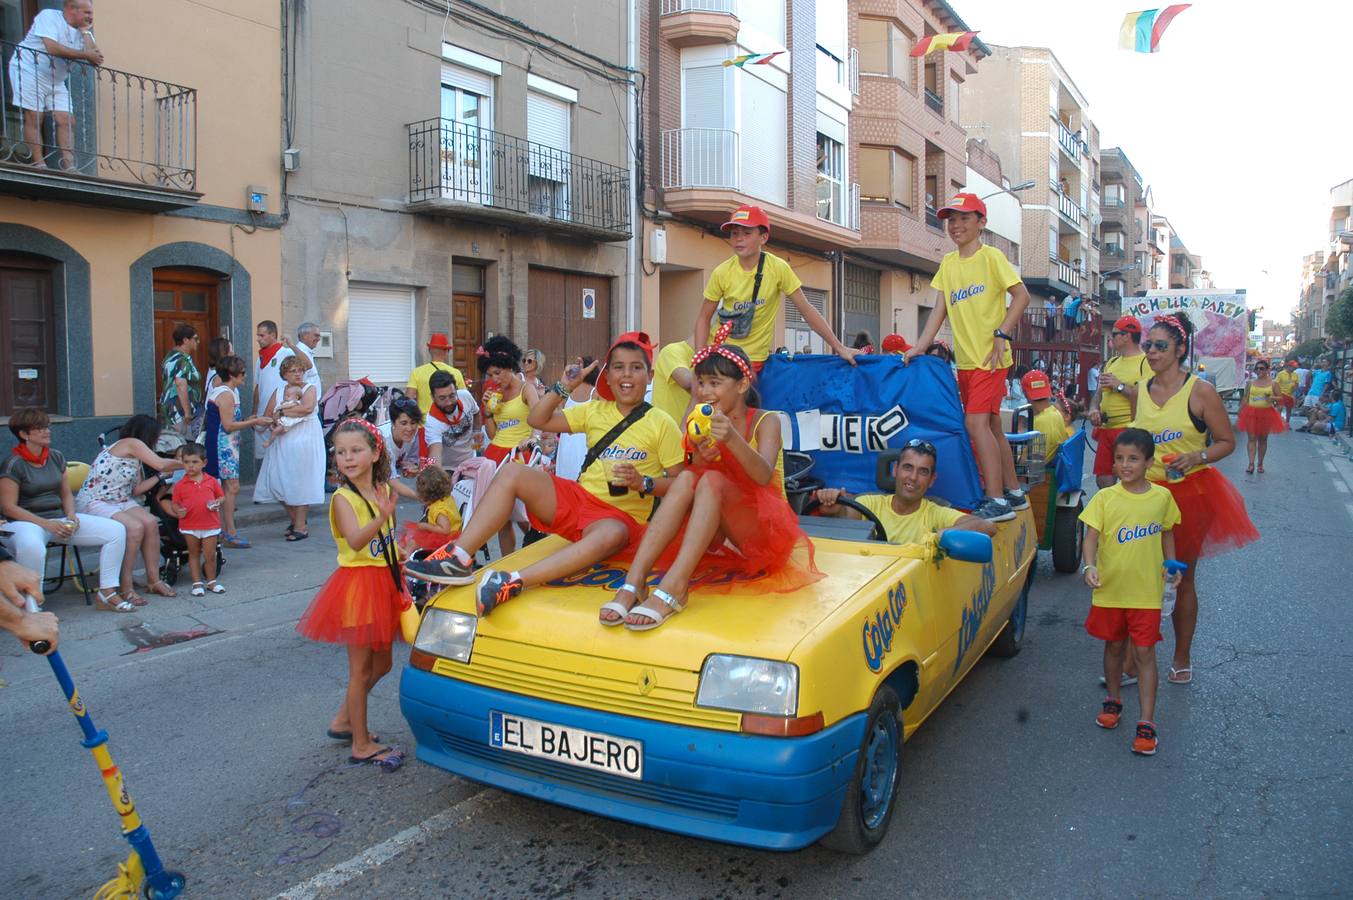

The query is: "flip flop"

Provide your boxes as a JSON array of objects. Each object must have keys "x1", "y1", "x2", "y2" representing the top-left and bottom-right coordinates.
[
  {"x1": 600, "y1": 583, "x2": 643, "y2": 626},
  {"x1": 350, "y1": 746, "x2": 404, "y2": 772},
  {"x1": 1168, "y1": 666, "x2": 1193, "y2": 684},
  {"x1": 327, "y1": 729, "x2": 380, "y2": 742},
  {"x1": 285, "y1": 530, "x2": 309, "y2": 542},
  {"x1": 1098, "y1": 673, "x2": 1139, "y2": 687}
]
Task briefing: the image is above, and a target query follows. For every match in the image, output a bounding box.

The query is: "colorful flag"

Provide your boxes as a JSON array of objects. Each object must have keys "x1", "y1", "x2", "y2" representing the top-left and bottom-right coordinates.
[
  {"x1": 722, "y1": 51, "x2": 783, "y2": 68},
  {"x1": 909, "y1": 31, "x2": 979, "y2": 58},
  {"x1": 1118, "y1": 5, "x2": 1190, "y2": 53}
]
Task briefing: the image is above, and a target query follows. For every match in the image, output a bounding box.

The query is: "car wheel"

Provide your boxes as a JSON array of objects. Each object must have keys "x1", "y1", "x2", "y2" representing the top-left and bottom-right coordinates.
[
  {"x1": 990, "y1": 561, "x2": 1035, "y2": 658},
  {"x1": 821, "y1": 686, "x2": 902, "y2": 854},
  {"x1": 1051, "y1": 501, "x2": 1084, "y2": 573}
]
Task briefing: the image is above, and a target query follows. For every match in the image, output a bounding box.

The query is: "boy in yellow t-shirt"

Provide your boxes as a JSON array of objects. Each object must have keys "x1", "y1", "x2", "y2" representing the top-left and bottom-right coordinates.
[
  {"x1": 1274, "y1": 360, "x2": 1299, "y2": 423},
  {"x1": 1079, "y1": 428, "x2": 1182, "y2": 757},
  {"x1": 904, "y1": 193, "x2": 1031, "y2": 523},
  {"x1": 695, "y1": 204, "x2": 860, "y2": 371},
  {"x1": 1022, "y1": 370, "x2": 1070, "y2": 461},
  {"x1": 811, "y1": 440, "x2": 995, "y2": 545}
]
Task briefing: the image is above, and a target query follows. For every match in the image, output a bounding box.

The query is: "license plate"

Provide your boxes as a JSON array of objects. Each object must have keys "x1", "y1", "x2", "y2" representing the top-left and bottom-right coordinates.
[{"x1": 489, "y1": 711, "x2": 643, "y2": 780}]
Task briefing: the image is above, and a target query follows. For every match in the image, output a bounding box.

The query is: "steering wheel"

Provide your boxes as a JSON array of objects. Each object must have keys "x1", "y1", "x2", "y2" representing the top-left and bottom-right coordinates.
[{"x1": 800, "y1": 494, "x2": 890, "y2": 543}]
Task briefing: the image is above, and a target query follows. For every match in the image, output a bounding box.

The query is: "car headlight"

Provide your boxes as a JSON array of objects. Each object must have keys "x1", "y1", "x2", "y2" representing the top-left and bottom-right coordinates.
[
  {"x1": 413, "y1": 608, "x2": 477, "y2": 663},
  {"x1": 695, "y1": 655, "x2": 798, "y2": 716}
]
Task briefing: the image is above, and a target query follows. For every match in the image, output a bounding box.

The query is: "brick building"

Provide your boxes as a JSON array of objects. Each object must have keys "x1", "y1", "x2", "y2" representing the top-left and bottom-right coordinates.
[{"x1": 1098, "y1": 146, "x2": 1147, "y2": 315}]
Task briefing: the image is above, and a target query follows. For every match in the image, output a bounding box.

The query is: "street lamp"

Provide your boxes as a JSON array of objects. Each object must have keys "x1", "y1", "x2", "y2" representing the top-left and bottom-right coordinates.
[{"x1": 980, "y1": 180, "x2": 1036, "y2": 201}]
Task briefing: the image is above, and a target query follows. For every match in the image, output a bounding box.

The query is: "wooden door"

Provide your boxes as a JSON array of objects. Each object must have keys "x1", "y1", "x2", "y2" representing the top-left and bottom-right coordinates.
[
  {"x1": 152, "y1": 268, "x2": 220, "y2": 397},
  {"x1": 527, "y1": 268, "x2": 612, "y2": 383},
  {"x1": 0, "y1": 254, "x2": 56, "y2": 413},
  {"x1": 452, "y1": 292, "x2": 484, "y2": 383}
]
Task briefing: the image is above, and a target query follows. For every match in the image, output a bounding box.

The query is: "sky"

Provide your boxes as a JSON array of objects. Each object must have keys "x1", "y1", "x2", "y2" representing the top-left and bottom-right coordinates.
[{"x1": 951, "y1": 0, "x2": 1353, "y2": 325}]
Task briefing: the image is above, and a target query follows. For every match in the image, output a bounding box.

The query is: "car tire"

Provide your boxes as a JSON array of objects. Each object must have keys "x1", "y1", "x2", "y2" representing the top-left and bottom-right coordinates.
[
  {"x1": 821, "y1": 685, "x2": 902, "y2": 855},
  {"x1": 990, "y1": 561, "x2": 1035, "y2": 658},
  {"x1": 1051, "y1": 501, "x2": 1083, "y2": 574}
]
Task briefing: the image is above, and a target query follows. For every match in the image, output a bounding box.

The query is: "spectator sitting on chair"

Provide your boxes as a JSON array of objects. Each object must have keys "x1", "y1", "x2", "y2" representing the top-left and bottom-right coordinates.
[
  {"x1": 7, "y1": 0, "x2": 102, "y2": 171},
  {"x1": 810, "y1": 440, "x2": 996, "y2": 545},
  {"x1": 1, "y1": 407, "x2": 129, "y2": 612}
]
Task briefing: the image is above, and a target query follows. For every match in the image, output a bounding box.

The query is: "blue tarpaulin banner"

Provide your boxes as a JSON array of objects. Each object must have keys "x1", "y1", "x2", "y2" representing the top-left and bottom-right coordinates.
[
  {"x1": 1054, "y1": 428, "x2": 1087, "y2": 494},
  {"x1": 759, "y1": 354, "x2": 983, "y2": 509}
]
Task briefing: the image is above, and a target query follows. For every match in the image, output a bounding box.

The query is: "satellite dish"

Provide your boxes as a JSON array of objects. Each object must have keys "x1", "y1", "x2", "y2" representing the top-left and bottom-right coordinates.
[{"x1": 1091, "y1": 213, "x2": 1102, "y2": 226}]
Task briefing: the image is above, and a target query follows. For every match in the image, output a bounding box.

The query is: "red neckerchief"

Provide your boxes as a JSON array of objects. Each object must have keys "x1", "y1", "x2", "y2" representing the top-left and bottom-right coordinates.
[
  {"x1": 419, "y1": 397, "x2": 465, "y2": 458},
  {"x1": 258, "y1": 342, "x2": 285, "y2": 367},
  {"x1": 12, "y1": 443, "x2": 49, "y2": 466}
]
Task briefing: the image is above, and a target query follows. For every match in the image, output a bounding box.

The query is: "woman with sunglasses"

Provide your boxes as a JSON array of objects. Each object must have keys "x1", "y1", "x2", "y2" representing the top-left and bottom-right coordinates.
[
  {"x1": 1236, "y1": 360, "x2": 1286, "y2": 474},
  {"x1": 1130, "y1": 313, "x2": 1257, "y2": 685}
]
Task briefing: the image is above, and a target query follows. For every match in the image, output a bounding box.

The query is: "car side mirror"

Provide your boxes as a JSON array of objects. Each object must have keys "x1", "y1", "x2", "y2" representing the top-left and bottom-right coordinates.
[{"x1": 939, "y1": 530, "x2": 993, "y2": 564}]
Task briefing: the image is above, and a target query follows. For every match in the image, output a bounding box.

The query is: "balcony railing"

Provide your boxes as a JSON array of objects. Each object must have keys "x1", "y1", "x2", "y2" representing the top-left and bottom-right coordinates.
[
  {"x1": 1056, "y1": 119, "x2": 1081, "y2": 160},
  {"x1": 1013, "y1": 306, "x2": 1103, "y2": 351},
  {"x1": 925, "y1": 207, "x2": 942, "y2": 230},
  {"x1": 924, "y1": 88, "x2": 943, "y2": 114},
  {"x1": 1056, "y1": 259, "x2": 1080, "y2": 287},
  {"x1": 849, "y1": 181, "x2": 860, "y2": 231},
  {"x1": 408, "y1": 118, "x2": 630, "y2": 237},
  {"x1": 1091, "y1": 236, "x2": 1101, "y2": 250},
  {"x1": 1057, "y1": 190, "x2": 1082, "y2": 222},
  {"x1": 848, "y1": 48, "x2": 860, "y2": 96},
  {"x1": 0, "y1": 41, "x2": 196, "y2": 194},
  {"x1": 1101, "y1": 196, "x2": 1126, "y2": 209},
  {"x1": 661, "y1": 0, "x2": 735, "y2": 12},
  {"x1": 661, "y1": 127, "x2": 739, "y2": 190}
]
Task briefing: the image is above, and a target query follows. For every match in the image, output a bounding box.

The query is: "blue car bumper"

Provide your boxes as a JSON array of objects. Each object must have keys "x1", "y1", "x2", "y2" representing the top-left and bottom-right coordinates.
[{"x1": 399, "y1": 666, "x2": 866, "y2": 851}]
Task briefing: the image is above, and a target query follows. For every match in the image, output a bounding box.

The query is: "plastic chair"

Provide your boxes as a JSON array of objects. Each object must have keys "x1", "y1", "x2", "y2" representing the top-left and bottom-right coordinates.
[{"x1": 44, "y1": 460, "x2": 95, "y2": 605}]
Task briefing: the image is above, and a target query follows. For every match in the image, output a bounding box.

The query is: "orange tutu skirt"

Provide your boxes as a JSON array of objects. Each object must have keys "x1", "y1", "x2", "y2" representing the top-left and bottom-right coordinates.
[
  {"x1": 652, "y1": 454, "x2": 824, "y2": 595},
  {"x1": 399, "y1": 522, "x2": 460, "y2": 552},
  {"x1": 1154, "y1": 467, "x2": 1259, "y2": 564},
  {"x1": 1236, "y1": 404, "x2": 1287, "y2": 436},
  {"x1": 297, "y1": 565, "x2": 411, "y2": 649}
]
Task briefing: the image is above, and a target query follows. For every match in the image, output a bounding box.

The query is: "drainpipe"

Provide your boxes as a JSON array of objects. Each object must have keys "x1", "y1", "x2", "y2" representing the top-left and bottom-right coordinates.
[{"x1": 626, "y1": 0, "x2": 639, "y2": 331}]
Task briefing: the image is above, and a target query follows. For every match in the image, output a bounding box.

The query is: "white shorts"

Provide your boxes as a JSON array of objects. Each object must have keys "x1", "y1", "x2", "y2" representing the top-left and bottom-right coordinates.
[
  {"x1": 77, "y1": 497, "x2": 140, "y2": 518},
  {"x1": 182, "y1": 528, "x2": 221, "y2": 540},
  {"x1": 7, "y1": 56, "x2": 71, "y2": 113}
]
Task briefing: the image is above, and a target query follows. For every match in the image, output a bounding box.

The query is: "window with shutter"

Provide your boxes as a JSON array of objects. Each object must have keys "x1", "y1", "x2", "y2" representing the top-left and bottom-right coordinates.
[
  {"x1": 786, "y1": 287, "x2": 828, "y2": 325},
  {"x1": 347, "y1": 287, "x2": 415, "y2": 384},
  {"x1": 739, "y1": 72, "x2": 787, "y2": 206}
]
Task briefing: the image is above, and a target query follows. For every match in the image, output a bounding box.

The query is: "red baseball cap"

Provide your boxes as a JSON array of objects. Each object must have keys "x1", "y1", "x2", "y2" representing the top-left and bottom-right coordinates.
[
  {"x1": 1286, "y1": 360, "x2": 1297, "y2": 367},
  {"x1": 595, "y1": 331, "x2": 655, "y2": 401},
  {"x1": 936, "y1": 192, "x2": 987, "y2": 219},
  {"x1": 1112, "y1": 316, "x2": 1142, "y2": 334},
  {"x1": 1021, "y1": 370, "x2": 1052, "y2": 401},
  {"x1": 427, "y1": 332, "x2": 452, "y2": 349},
  {"x1": 881, "y1": 333, "x2": 912, "y2": 353},
  {"x1": 720, "y1": 205, "x2": 771, "y2": 233}
]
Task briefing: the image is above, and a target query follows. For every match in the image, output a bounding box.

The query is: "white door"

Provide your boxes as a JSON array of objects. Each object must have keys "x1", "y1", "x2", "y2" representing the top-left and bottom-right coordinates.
[{"x1": 440, "y1": 67, "x2": 494, "y2": 204}]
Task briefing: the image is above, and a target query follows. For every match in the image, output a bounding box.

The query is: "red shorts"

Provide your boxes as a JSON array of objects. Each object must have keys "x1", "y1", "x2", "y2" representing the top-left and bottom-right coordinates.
[
  {"x1": 751, "y1": 359, "x2": 765, "y2": 374},
  {"x1": 1092, "y1": 426, "x2": 1125, "y2": 476},
  {"x1": 483, "y1": 443, "x2": 511, "y2": 464},
  {"x1": 956, "y1": 367, "x2": 1008, "y2": 415},
  {"x1": 527, "y1": 475, "x2": 645, "y2": 551},
  {"x1": 1085, "y1": 605, "x2": 1162, "y2": 647},
  {"x1": 1277, "y1": 394, "x2": 1294, "y2": 409}
]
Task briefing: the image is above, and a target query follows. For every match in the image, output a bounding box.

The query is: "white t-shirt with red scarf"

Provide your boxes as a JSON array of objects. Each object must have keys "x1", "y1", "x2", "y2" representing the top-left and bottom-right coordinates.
[{"x1": 422, "y1": 388, "x2": 479, "y2": 469}]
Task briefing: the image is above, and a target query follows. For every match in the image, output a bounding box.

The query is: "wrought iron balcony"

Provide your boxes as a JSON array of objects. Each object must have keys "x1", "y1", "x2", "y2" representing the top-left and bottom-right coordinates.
[
  {"x1": 0, "y1": 40, "x2": 198, "y2": 210},
  {"x1": 924, "y1": 88, "x2": 943, "y2": 114},
  {"x1": 1056, "y1": 119, "x2": 1081, "y2": 161},
  {"x1": 407, "y1": 118, "x2": 631, "y2": 242}
]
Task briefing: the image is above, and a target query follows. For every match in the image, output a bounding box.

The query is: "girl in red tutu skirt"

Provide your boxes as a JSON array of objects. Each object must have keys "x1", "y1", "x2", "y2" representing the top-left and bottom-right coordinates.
[
  {"x1": 608, "y1": 330, "x2": 822, "y2": 631},
  {"x1": 1131, "y1": 312, "x2": 1258, "y2": 686},
  {"x1": 399, "y1": 464, "x2": 461, "y2": 553},
  {"x1": 1236, "y1": 359, "x2": 1286, "y2": 474},
  {"x1": 298, "y1": 418, "x2": 412, "y2": 769}
]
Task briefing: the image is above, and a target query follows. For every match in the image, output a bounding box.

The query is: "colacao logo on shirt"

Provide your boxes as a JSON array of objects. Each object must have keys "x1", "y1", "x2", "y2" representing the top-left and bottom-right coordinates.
[
  {"x1": 948, "y1": 283, "x2": 987, "y2": 305},
  {"x1": 1152, "y1": 429, "x2": 1184, "y2": 444},
  {"x1": 727, "y1": 298, "x2": 765, "y2": 312},
  {"x1": 599, "y1": 446, "x2": 651, "y2": 462},
  {"x1": 1117, "y1": 523, "x2": 1163, "y2": 544}
]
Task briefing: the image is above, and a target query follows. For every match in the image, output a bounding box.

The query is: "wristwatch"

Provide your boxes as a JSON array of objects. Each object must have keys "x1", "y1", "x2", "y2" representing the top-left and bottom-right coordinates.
[
  {"x1": 1200, "y1": 449, "x2": 1209, "y2": 464},
  {"x1": 993, "y1": 329, "x2": 1013, "y2": 341},
  {"x1": 639, "y1": 475, "x2": 656, "y2": 497},
  {"x1": 1114, "y1": 383, "x2": 1126, "y2": 394}
]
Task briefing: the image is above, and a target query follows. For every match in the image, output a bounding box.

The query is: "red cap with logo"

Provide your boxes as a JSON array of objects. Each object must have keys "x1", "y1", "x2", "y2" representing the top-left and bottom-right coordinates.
[
  {"x1": 720, "y1": 205, "x2": 772, "y2": 233},
  {"x1": 1021, "y1": 370, "x2": 1053, "y2": 401},
  {"x1": 595, "y1": 331, "x2": 655, "y2": 401},
  {"x1": 1112, "y1": 316, "x2": 1142, "y2": 334},
  {"x1": 936, "y1": 192, "x2": 988, "y2": 220},
  {"x1": 881, "y1": 333, "x2": 912, "y2": 353}
]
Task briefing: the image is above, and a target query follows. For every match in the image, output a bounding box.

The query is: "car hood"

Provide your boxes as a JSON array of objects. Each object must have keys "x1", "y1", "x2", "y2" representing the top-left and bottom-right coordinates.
[{"x1": 425, "y1": 536, "x2": 911, "y2": 672}]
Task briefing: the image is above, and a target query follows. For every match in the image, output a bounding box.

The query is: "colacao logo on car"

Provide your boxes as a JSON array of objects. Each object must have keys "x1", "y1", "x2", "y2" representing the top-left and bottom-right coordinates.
[
  {"x1": 862, "y1": 581, "x2": 908, "y2": 672},
  {"x1": 953, "y1": 562, "x2": 997, "y2": 673}
]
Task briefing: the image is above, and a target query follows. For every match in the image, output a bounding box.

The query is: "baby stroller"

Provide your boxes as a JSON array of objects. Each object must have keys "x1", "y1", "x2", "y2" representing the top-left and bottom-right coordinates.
[
  {"x1": 320, "y1": 379, "x2": 406, "y2": 484},
  {"x1": 145, "y1": 473, "x2": 225, "y2": 586}
]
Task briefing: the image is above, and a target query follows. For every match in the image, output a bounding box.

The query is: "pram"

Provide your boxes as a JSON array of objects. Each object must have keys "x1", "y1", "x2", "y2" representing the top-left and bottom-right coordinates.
[
  {"x1": 320, "y1": 379, "x2": 406, "y2": 483},
  {"x1": 145, "y1": 473, "x2": 226, "y2": 586}
]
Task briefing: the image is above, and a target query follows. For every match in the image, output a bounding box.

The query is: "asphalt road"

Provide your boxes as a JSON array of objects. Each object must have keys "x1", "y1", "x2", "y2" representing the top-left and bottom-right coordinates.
[{"x1": 3, "y1": 433, "x2": 1350, "y2": 898}]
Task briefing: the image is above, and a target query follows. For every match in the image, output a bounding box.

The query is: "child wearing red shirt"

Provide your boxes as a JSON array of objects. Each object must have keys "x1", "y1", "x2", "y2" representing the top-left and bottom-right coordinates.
[{"x1": 170, "y1": 443, "x2": 226, "y2": 596}]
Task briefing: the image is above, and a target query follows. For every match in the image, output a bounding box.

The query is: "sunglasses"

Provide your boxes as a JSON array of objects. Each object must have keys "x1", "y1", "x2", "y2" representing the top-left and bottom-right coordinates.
[
  {"x1": 1144, "y1": 339, "x2": 1174, "y2": 352},
  {"x1": 903, "y1": 438, "x2": 937, "y2": 455}
]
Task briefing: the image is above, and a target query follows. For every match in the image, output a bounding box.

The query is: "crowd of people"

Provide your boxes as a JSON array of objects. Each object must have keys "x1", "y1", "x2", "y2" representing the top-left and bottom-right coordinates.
[{"x1": 12, "y1": 194, "x2": 1339, "y2": 766}]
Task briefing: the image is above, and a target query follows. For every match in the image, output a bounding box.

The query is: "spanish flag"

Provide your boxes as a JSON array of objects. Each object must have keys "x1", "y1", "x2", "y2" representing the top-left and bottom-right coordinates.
[
  {"x1": 1118, "y1": 5, "x2": 1190, "y2": 53},
  {"x1": 909, "y1": 31, "x2": 978, "y2": 58},
  {"x1": 722, "y1": 51, "x2": 783, "y2": 68}
]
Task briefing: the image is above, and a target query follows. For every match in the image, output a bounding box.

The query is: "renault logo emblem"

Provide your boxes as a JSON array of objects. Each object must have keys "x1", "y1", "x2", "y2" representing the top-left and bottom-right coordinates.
[{"x1": 637, "y1": 668, "x2": 657, "y2": 696}]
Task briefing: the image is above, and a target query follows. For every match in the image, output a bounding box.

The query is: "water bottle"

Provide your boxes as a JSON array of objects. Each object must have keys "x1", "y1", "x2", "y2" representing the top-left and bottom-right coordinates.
[
  {"x1": 1161, "y1": 453, "x2": 1187, "y2": 483},
  {"x1": 1161, "y1": 560, "x2": 1188, "y2": 616}
]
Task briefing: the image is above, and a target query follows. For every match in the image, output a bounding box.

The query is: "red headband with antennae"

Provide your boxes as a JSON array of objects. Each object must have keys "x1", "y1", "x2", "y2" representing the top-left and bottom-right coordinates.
[{"x1": 691, "y1": 321, "x2": 754, "y2": 381}]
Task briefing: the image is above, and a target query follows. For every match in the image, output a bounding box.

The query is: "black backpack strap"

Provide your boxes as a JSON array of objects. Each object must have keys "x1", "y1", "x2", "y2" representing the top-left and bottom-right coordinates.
[
  {"x1": 750, "y1": 251, "x2": 766, "y2": 302},
  {"x1": 580, "y1": 402, "x2": 652, "y2": 476}
]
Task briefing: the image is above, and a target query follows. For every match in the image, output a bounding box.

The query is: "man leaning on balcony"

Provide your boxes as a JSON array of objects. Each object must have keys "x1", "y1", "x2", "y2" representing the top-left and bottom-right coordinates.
[{"x1": 7, "y1": 0, "x2": 103, "y2": 171}]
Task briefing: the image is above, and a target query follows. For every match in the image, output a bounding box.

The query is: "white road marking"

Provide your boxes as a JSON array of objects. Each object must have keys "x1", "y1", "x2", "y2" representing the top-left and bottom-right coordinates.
[
  {"x1": 274, "y1": 789, "x2": 497, "y2": 899},
  {"x1": 1325, "y1": 461, "x2": 1338, "y2": 473},
  {"x1": 1335, "y1": 480, "x2": 1350, "y2": 494}
]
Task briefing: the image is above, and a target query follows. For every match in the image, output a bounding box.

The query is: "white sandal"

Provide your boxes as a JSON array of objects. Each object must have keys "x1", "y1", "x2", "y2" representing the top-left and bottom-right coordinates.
[
  {"x1": 190, "y1": 582, "x2": 205, "y2": 597},
  {"x1": 207, "y1": 580, "x2": 226, "y2": 594},
  {"x1": 624, "y1": 588, "x2": 685, "y2": 632},
  {"x1": 600, "y1": 583, "x2": 642, "y2": 626},
  {"x1": 95, "y1": 588, "x2": 135, "y2": 613}
]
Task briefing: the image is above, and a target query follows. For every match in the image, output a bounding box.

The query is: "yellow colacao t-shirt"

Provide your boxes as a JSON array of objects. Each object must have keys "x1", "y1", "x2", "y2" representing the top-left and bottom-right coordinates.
[
  {"x1": 1078, "y1": 482, "x2": 1181, "y2": 609},
  {"x1": 854, "y1": 495, "x2": 963, "y2": 545},
  {"x1": 703, "y1": 252, "x2": 803, "y2": 363},
  {"x1": 930, "y1": 245, "x2": 1022, "y2": 371},
  {"x1": 562, "y1": 400, "x2": 684, "y2": 522}
]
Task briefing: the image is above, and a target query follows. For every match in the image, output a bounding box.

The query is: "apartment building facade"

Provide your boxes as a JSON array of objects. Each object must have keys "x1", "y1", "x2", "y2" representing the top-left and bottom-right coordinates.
[
  {"x1": 1098, "y1": 146, "x2": 1146, "y2": 315},
  {"x1": 0, "y1": 0, "x2": 281, "y2": 460},
  {"x1": 1296, "y1": 251, "x2": 1327, "y2": 343},
  {"x1": 1317, "y1": 178, "x2": 1353, "y2": 340},
  {"x1": 1168, "y1": 230, "x2": 1203, "y2": 290},
  {"x1": 283, "y1": 0, "x2": 633, "y2": 387},
  {"x1": 637, "y1": 0, "x2": 867, "y2": 351}
]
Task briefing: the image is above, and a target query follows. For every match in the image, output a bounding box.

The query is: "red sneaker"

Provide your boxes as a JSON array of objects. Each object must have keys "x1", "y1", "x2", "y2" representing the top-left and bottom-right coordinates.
[
  {"x1": 1132, "y1": 721, "x2": 1158, "y2": 755},
  {"x1": 1095, "y1": 696, "x2": 1123, "y2": 729}
]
